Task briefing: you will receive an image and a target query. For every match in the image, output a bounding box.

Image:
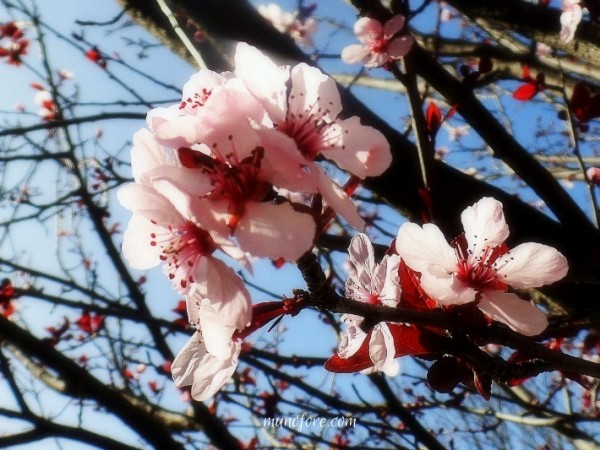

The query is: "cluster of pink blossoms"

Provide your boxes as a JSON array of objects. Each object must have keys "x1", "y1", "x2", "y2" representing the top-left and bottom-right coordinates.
[
  {"x1": 119, "y1": 43, "x2": 391, "y2": 400},
  {"x1": 331, "y1": 198, "x2": 569, "y2": 377}
]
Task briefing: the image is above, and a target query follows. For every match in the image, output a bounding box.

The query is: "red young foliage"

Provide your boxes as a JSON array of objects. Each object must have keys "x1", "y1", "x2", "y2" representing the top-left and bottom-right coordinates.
[
  {"x1": 513, "y1": 66, "x2": 546, "y2": 101},
  {"x1": 569, "y1": 82, "x2": 600, "y2": 125},
  {"x1": 75, "y1": 311, "x2": 105, "y2": 335},
  {"x1": 85, "y1": 47, "x2": 107, "y2": 69}
]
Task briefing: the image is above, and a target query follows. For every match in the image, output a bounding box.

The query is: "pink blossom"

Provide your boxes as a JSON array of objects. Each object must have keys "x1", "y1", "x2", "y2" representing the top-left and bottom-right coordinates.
[
  {"x1": 118, "y1": 180, "x2": 246, "y2": 294},
  {"x1": 336, "y1": 234, "x2": 402, "y2": 375},
  {"x1": 560, "y1": 0, "x2": 583, "y2": 43},
  {"x1": 341, "y1": 15, "x2": 414, "y2": 68},
  {"x1": 258, "y1": 3, "x2": 318, "y2": 48},
  {"x1": 172, "y1": 288, "x2": 250, "y2": 401},
  {"x1": 587, "y1": 167, "x2": 600, "y2": 185},
  {"x1": 395, "y1": 197, "x2": 568, "y2": 336},
  {"x1": 235, "y1": 43, "x2": 392, "y2": 229},
  {"x1": 146, "y1": 87, "x2": 317, "y2": 262}
]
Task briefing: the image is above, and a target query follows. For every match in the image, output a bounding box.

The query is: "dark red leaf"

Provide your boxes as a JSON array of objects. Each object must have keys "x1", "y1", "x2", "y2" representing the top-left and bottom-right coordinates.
[
  {"x1": 427, "y1": 357, "x2": 469, "y2": 393},
  {"x1": 473, "y1": 371, "x2": 492, "y2": 400}
]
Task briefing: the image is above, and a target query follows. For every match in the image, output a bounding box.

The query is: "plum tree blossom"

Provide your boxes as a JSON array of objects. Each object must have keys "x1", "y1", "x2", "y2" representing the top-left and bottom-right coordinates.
[
  {"x1": 235, "y1": 43, "x2": 392, "y2": 229},
  {"x1": 341, "y1": 15, "x2": 414, "y2": 68},
  {"x1": 258, "y1": 3, "x2": 318, "y2": 48},
  {"x1": 172, "y1": 330, "x2": 242, "y2": 401},
  {"x1": 335, "y1": 234, "x2": 402, "y2": 376},
  {"x1": 395, "y1": 197, "x2": 568, "y2": 336},
  {"x1": 560, "y1": 0, "x2": 583, "y2": 43}
]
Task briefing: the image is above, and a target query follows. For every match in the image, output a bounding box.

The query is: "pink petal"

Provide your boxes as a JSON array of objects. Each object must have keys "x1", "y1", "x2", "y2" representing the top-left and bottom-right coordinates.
[
  {"x1": 354, "y1": 17, "x2": 383, "y2": 44},
  {"x1": 395, "y1": 222, "x2": 456, "y2": 275},
  {"x1": 234, "y1": 42, "x2": 288, "y2": 123},
  {"x1": 289, "y1": 63, "x2": 343, "y2": 123},
  {"x1": 146, "y1": 106, "x2": 200, "y2": 149},
  {"x1": 130, "y1": 129, "x2": 170, "y2": 182},
  {"x1": 257, "y1": 128, "x2": 320, "y2": 192},
  {"x1": 495, "y1": 242, "x2": 568, "y2": 289},
  {"x1": 194, "y1": 258, "x2": 253, "y2": 330},
  {"x1": 383, "y1": 15, "x2": 406, "y2": 38},
  {"x1": 341, "y1": 44, "x2": 372, "y2": 65},
  {"x1": 316, "y1": 169, "x2": 365, "y2": 230},
  {"x1": 387, "y1": 35, "x2": 414, "y2": 59},
  {"x1": 460, "y1": 197, "x2": 509, "y2": 250},
  {"x1": 322, "y1": 116, "x2": 392, "y2": 178},
  {"x1": 478, "y1": 291, "x2": 548, "y2": 336},
  {"x1": 198, "y1": 296, "x2": 246, "y2": 360},
  {"x1": 235, "y1": 202, "x2": 316, "y2": 261},
  {"x1": 365, "y1": 53, "x2": 389, "y2": 68}
]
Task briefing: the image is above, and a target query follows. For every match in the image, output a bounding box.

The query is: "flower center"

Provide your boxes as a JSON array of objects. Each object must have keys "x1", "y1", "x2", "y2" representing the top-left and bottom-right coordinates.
[
  {"x1": 452, "y1": 235, "x2": 506, "y2": 292},
  {"x1": 277, "y1": 95, "x2": 342, "y2": 160},
  {"x1": 371, "y1": 38, "x2": 389, "y2": 54},
  {"x1": 178, "y1": 146, "x2": 273, "y2": 229},
  {"x1": 150, "y1": 221, "x2": 216, "y2": 290}
]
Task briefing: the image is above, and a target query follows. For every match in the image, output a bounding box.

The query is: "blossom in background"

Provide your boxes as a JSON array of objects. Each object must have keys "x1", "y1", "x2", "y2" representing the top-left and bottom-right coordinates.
[
  {"x1": 235, "y1": 43, "x2": 392, "y2": 229},
  {"x1": 33, "y1": 89, "x2": 59, "y2": 121},
  {"x1": 258, "y1": 3, "x2": 317, "y2": 48},
  {"x1": 396, "y1": 197, "x2": 568, "y2": 336},
  {"x1": 341, "y1": 15, "x2": 413, "y2": 68},
  {"x1": 336, "y1": 234, "x2": 402, "y2": 375},
  {"x1": 0, "y1": 38, "x2": 28, "y2": 65},
  {"x1": 587, "y1": 167, "x2": 600, "y2": 185},
  {"x1": 560, "y1": 0, "x2": 582, "y2": 43}
]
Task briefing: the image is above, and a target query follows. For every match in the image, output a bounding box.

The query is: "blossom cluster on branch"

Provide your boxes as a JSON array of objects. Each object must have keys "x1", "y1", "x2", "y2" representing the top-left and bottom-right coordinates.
[{"x1": 119, "y1": 42, "x2": 391, "y2": 400}]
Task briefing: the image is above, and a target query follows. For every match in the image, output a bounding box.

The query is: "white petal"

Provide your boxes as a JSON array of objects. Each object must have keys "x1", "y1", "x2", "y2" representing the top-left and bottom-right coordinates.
[
  {"x1": 348, "y1": 233, "x2": 376, "y2": 281},
  {"x1": 338, "y1": 317, "x2": 368, "y2": 359},
  {"x1": 235, "y1": 202, "x2": 316, "y2": 261},
  {"x1": 495, "y1": 243, "x2": 568, "y2": 289},
  {"x1": 121, "y1": 214, "x2": 162, "y2": 269},
  {"x1": 461, "y1": 197, "x2": 509, "y2": 251},
  {"x1": 478, "y1": 291, "x2": 548, "y2": 336},
  {"x1": 190, "y1": 341, "x2": 241, "y2": 401},
  {"x1": 395, "y1": 222, "x2": 457, "y2": 274},
  {"x1": 378, "y1": 254, "x2": 402, "y2": 306},
  {"x1": 419, "y1": 270, "x2": 476, "y2": 305},
  {"x1": 171, "y1": 331, "x2": 206, "y2": 388},
  {"x1": 369, "y1": 324, "x2": 400, "y2": 377}
]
